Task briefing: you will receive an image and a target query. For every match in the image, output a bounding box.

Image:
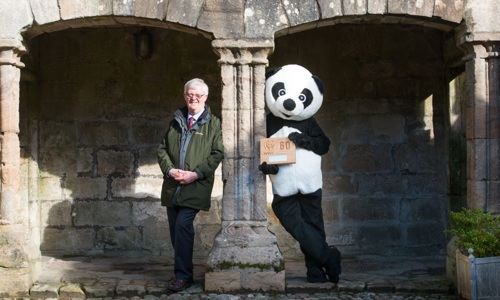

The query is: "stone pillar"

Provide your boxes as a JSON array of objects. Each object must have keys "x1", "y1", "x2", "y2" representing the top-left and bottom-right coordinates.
[
  {"x1": 456, "y1": 35, "x2": 500, "y2": 213},
  {"x1": 0, "y1": 39, "x2": 33, "y2": 297},
  {"x1": 205, "y1": 39, "x2": 285, "y2": 292}
]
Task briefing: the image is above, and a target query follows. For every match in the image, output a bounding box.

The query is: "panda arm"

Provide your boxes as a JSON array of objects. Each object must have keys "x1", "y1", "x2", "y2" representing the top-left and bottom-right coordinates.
[{"x1": 288, "y1": 118, "x2": 330, "y2": 155}]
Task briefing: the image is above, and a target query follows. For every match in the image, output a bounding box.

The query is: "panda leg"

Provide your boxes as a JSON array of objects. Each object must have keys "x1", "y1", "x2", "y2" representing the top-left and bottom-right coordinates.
[{"x1": 272, "y1": 190, "x2": 340, "y2": 282}]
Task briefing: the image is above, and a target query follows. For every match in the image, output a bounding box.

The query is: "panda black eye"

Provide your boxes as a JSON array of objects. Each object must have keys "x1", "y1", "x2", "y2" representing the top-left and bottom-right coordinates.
[
  {"x1": 298, "y1": 94, "x2": 306, "y2": 102},
  {"x1": 278, "y1": 89, "x2": 286, "y2": 96}
]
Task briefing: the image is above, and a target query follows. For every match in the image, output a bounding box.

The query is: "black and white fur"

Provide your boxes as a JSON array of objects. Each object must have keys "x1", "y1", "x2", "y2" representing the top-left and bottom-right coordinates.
[{"x1": 263, "y1": 64, "x2": 330, "y2": 197}]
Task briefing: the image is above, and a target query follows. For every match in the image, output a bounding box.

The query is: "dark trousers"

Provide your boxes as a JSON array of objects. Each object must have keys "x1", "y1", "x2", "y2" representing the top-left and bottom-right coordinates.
[
  {"x1": 272, "y1": 189, "x2": 329, "y2": 268},
  {"x1": 167, "y1": 206, "x2": 199, "y2": 282}
]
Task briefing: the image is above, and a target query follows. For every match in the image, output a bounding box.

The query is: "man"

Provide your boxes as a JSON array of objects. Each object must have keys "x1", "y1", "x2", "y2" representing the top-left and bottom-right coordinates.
[{"x1": 157, "y1": 78, "x2": 223, "y2": 292}]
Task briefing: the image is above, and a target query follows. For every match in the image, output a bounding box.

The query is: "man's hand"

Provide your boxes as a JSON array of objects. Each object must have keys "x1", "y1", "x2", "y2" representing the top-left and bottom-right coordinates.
[
  {"x1": 169, "y1": 169, "x2": 199, "y2": 184},
  {"x1": 258, "y1": 162, "x2": 279, "y2": 175}
]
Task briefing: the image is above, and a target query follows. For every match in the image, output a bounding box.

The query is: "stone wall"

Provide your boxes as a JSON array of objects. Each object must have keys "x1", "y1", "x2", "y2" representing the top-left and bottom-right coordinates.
[{"x1": 19, "y1": 24, "x2": 465, "y2": 261}]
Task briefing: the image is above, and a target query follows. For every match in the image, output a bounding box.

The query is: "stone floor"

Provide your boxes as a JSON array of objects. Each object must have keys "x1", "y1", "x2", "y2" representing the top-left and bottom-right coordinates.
[{"x1": 28, "y1": 255, "x2": 458, "y2": 299}]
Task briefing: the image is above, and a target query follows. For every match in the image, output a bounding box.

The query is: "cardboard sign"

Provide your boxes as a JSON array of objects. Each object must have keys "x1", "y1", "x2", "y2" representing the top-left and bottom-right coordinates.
[{"x1": 260, "y1": 137, "x2": 296, "y2": 165}]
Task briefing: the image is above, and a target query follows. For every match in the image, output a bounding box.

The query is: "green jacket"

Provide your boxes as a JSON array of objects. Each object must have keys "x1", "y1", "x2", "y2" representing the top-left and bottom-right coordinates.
[{"x1": 157, "y1": 105, "x2": 223, "y2": 211}]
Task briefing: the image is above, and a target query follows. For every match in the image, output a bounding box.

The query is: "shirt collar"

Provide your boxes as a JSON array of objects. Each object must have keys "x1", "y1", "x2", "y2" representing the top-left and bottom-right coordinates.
[{"x1": 188, "y1": 108, "x2": 205, "y2": 121}]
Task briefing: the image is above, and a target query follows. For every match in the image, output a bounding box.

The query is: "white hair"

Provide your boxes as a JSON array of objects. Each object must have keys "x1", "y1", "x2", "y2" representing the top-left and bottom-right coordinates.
[{"x1": 184, "y1": 78, "x2": 209, "y2": 95}]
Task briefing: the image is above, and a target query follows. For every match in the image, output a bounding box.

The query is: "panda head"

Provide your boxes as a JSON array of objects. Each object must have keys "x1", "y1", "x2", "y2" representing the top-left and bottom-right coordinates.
[{"x1": 265, "y1": 64, "x2": 324, "y2": 121}]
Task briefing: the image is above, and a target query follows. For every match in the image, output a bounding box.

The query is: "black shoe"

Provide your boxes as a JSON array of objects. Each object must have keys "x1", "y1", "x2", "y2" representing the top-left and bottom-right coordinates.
[
  {"x1": 324, "y1": 246, "x2": 342, "y2": 283},
  {"x1": 168, "y1": 279, "x2": 192, "y2": 292},
  {"x1": 307, "y1": 266, "x2": 327, "y2": 283}
]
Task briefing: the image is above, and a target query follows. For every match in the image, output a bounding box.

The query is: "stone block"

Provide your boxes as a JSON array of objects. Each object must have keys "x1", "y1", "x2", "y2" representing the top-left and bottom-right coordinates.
[
  {"x1": 367, "y1": 0, "x2": 387, "y2": 14},
  {"x1": 59, "y1": 0, "x2": 113, "y2": 20},
  {"x1": 400, "y1": 198, "x2": 443, "y2": 222},
  {"x1": 318, "y1": 0, "x2": 343, "y2": 17},
  {"x1": 343, "y1": 0, "x2": 367, "y2": 15},
  {"x1": 321, "y1": 198, "x2": 340, "y2": 222},
  {"x1": 281, "y1": 0, "x2": 320, "y2": 27},
  {"x1": 341, "y1": 198, "x2": 395, "y2": 221},
  {"x1": 76, "y1": 147, "x2": 94, "y2": 174},
  {"x1": 132, "y1": 122, "x2": 165, "y2": 145},
  {"x1": 41, "y1": 200, "x2": 73, "y2": 227},
  {"x1": 245, "y1": 270, "x2": 285, "y2": 292},
  {"x1": 197, "y1": 11, "x2": 243, "y2": 38},
  {"x1": 74, "y1": 200, "x2": 131, "y2": 227},
  {"x1": 96, "y1": 227, "x2": 142, "y2": 251},
  {"x1": 59, "y1": 283, "x2": 85, "y2": 300},
  {"x1": 113, "y1": 0, "x2": 167, "y2": 20},
  {"x1": 39, "y1": 121, "x2": 77, "y2": 147},
  {"x1": 37, "y1": 176, "x2": 64, "y2": 201},
  {"x1": 323, "y1": 175, "x2": 355, "y2": 195},
  {"x1": 111, "y1": 177, "x2": 162, "y2": 199},
  {"x1": 0, "y1": 0, "x2": 32, "y2": 39},
  {"x1": 356, "y1": 174, "x2": 406, "y2": 196},
  {"x1": 337, "y1": 279, "x2": 366, "y2": 292},
  {"x1": 366, "y1": 278, "x2": 394, "y2": 293},
  {"x1": 166, "y1": 0, "x2": 204, "y2": 27},
  {"x1": 29, "y1": 283, "x2": 59, "y2": 299},
  {"x1": 79, "y1": 121, "x2": 129, "y2": 146},
  {"x1": 242, "y1": 0, "x2": 288, "y2": 38},
  {"x1": 64, "y1": 177, "x2": 108, "y2": 200},
  {"x1": 141, "y1": 218, "x2": 171, "y2": 254},
  {"x1": 137, "y1": 146, "x2": 162, "y2": 176},
  {"x1": 204, "y1": 271, "x2": 242, "y2": 292},
  {"x1": 131, "y1": 201, "x2": 165, "y2": 226},
  {"x1": 97, "y1": 150, "x2": 134, "y2": 177},
  {"x1": 39, "y1": 146, "x2": 77, "y2": 177},
  {"x1": 406, "y1": 223, "x2": 446, "y2": 246},
  {"x1": 40, "y1": 228, "x2": 95, "y2": 253},
  {"x1": 29, "y1": 0, "x2": 60, "y2": 24},
  {"x1": 339, "y1": 144, "x2": 393, "y2": 173},
  {"x1": 82, "y1": 283, "x2": 116, "y2": 298},
  {"x1": 115, "y1": 283, "x2": 146, "y2": 297},
  {"x1": 434, "y1": 0, "x2": 465, "y2": 23},
  {"x1": 194, "y1": 223, "x2": 219, "y2": 256},
  {"x1": 358, "y1": 225, "x2": 401, "y2": 249}
]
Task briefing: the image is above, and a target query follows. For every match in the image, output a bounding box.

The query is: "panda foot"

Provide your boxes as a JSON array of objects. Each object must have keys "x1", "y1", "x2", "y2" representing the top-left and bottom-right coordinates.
[
  {"x1": 324, "y1": 245, "x2": 342, "y2": 284},
  {"x1": 306, "y1": 266, "x2": 327, "y2": 283}
]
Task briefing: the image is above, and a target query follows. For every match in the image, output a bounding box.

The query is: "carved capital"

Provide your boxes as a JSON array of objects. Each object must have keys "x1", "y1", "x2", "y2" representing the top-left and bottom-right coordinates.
[
  {"x1": 212, "y1": 39, "x2": 274, "y2": 66},
  {"x1": 0, "y1": 39, "x2": 27, "y2": 68}
]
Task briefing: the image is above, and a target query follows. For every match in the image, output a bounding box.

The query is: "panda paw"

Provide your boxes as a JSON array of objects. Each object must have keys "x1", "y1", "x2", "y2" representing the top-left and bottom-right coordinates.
[
  {"x1": 258, "y1": 162, "x2": 279, "y2": 175},
  {"x1": 288, "y1": 132, "x2": 312, "y2": 149}
]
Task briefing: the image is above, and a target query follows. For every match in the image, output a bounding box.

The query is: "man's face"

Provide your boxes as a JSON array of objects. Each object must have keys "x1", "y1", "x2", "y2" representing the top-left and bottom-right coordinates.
[{"x1": 184, "y1": 86, "x2": 207, "y2": 115}]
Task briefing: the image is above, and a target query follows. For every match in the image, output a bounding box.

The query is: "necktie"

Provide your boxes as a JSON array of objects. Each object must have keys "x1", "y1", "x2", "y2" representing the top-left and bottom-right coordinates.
[{"x1": 188, "y1": 117, "x2": 195, "y2": 129}]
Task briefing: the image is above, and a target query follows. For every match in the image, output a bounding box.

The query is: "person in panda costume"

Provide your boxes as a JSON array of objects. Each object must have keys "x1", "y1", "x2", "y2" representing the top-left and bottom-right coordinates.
[{"x1": 259, "y1": 64, "x2": 342, "y2": 283}]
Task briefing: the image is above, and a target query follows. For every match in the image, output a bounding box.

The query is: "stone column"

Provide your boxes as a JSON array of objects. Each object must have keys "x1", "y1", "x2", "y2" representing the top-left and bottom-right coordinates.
[
  {"x1": 0, "y1": 39, "x2": 34, "y2": 296},
  {"x1": 205, "y1": 39, "x2": 285, "y2": 292},
  {"x1": 456, "y1": 35, "x2": 500, "y2": 213}
]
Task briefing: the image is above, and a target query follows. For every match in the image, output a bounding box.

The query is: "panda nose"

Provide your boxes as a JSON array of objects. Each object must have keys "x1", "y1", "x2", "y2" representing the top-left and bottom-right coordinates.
[{"x1": 283, "y1": 99, "x2": 296, "y2": 111}]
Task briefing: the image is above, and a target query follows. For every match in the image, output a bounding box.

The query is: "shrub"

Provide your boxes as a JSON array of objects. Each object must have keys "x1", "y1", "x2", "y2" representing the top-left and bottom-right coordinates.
[{"x1": 447, "y1": 208, "x2": 500, "y2": 258}]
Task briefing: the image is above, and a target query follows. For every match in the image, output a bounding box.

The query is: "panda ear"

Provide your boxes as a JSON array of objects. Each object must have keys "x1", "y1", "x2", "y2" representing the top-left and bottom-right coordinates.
[
  {"x1": 312, "y1": 75, "x2": 324, "y2": 94},
  {"x1": 265, "y1": 67, "x2": 282, "y2": 80}
]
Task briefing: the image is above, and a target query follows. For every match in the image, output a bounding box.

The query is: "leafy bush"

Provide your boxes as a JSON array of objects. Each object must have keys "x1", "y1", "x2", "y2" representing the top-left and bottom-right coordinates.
[{"x1": 447, "y1": 208, "x2": 500, "y2": 258}]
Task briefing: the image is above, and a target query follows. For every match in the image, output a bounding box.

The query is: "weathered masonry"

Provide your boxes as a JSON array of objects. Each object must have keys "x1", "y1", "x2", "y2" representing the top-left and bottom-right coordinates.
[{"x1": 1, "y1": 0, "x2": 500, "y2": 296}]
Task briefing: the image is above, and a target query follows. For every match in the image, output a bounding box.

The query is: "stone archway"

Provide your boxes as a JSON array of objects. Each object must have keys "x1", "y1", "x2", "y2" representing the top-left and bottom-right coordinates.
[{"x1": 3, "y1": 0, "x2": 500, "y2": 296}]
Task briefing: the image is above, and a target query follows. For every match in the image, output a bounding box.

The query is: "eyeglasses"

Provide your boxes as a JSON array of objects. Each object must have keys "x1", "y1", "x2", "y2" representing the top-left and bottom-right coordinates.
[{"x1": 185, "y1": 93, "x2": 205, "y2": 99}]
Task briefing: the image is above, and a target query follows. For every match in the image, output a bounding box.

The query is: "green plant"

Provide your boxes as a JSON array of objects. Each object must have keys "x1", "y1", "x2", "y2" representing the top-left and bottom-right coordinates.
[{"x1": 447, "y1": 208, "x2": 500, "y2": 258}]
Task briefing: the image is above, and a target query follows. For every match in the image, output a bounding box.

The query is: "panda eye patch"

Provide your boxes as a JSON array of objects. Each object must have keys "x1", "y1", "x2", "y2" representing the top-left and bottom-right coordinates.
[
  {"x1": 300, "y1": 88, "x2": 314, "y2": 109},
  {"x1": 271, "y1": 82, "x2": 285, "y2": 100}
]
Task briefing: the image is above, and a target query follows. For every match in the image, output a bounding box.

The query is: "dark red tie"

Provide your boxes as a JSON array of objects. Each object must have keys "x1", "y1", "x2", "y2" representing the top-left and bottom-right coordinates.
[{"x1": 188, "y1": 117, "x2": 195, "y2": 129}]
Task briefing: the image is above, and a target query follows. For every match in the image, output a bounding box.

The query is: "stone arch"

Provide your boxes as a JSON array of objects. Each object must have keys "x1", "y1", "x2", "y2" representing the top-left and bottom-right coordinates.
[{"x1": 5, "y1": 0, "x2": 500, "y2": 296}]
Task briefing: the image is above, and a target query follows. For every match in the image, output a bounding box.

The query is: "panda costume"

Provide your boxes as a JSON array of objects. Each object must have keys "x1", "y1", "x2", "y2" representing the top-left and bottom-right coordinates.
[{"x1": 259, "y1": 64, "x2": 342, "y2": 283}]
